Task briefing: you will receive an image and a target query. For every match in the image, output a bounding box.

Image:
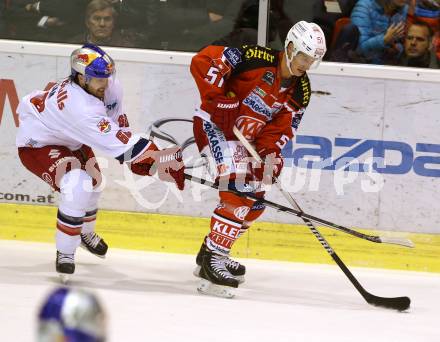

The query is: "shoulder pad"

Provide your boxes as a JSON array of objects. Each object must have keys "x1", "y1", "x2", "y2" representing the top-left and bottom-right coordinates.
[
  {"x1": 288, "y1": 73, "x2": 311, "y2": 111},
  {"x1": 231, "y1": 45, "x2": 279, "y2": 75},
  {"x1": 242, "y1": 45, "x2": 278, "y2": 64}
]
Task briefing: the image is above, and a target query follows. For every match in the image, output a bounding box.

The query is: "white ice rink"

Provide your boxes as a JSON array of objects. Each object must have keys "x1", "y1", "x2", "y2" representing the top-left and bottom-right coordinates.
[{"x1": 0, "y1": 240, "x2": 439, "y2": 342}]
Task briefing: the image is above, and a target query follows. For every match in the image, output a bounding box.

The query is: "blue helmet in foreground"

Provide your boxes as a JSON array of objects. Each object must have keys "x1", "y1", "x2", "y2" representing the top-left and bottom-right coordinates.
[
  {"x1": 38, "y1": 287, "x2": 106, "y2": 342},
  {"x1": 71, "y1": 43, "x2": 115, "y2": 80}
]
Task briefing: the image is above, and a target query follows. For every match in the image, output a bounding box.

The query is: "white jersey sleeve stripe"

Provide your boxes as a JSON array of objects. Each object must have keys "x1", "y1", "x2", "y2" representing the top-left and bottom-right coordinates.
[{"x1": 115, "y1": 138, "x2": 152, "y2": 163}]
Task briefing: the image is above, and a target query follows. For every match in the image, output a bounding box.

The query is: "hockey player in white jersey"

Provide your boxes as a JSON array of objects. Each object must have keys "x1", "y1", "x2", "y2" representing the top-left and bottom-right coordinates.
[{"x1": 16, "y1": 44, "x2": 185, "y2": 280}]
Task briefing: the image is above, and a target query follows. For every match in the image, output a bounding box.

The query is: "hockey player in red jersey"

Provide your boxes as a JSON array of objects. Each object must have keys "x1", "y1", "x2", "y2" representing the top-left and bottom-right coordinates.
[
  {"x1": 190, "y1": 21, "x2": 327, "y2": 297},
  {"x1": 16, "y1": 44, "x2": 185, "y2": 281}
]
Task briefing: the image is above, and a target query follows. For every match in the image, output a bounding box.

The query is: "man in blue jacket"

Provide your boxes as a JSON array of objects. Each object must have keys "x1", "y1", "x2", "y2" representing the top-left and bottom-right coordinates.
[{"x1": 351, "y1": 0, "x2": 409, "y2": 64}]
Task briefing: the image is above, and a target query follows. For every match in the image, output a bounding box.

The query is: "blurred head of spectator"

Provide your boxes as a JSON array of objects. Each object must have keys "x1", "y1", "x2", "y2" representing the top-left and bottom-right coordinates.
[
  {"x1": 70, "y1": 0, "x2": 136, "y2": 47},
  {"x1": 400, "y1": 21, "x2": 435, "y2": 66},
  {"x1": 382, "y1": 0, "x2": 410, "y2": 13},
  {"x1": 85, "y1": 0, "x2": 117, "y2": 45}
]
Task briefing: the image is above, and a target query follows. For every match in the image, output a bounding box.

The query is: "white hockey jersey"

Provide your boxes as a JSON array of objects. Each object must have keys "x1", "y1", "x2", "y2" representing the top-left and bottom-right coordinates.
[{"x1": 16, "y1": 76, "x2": 146, "y2": 162}]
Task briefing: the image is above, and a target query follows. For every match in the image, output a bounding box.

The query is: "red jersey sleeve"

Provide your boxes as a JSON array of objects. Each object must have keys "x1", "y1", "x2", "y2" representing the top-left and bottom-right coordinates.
[{"x1": 190, "y1": 45, "x2": 241, "y2": 114}]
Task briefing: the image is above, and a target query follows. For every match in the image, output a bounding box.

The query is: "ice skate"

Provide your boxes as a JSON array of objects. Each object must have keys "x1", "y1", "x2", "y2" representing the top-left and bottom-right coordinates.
[
  {"x1": 194, "y1": 242, "x2": 246, "y2": 284},
  {"x1": 196, "y1": 250, "x2": 239, "y2": 299},
  {"x1": 56, "y1": 251, "x2": 75, "y2": 283},
  {"x1": 80, "y1": 232, "x2": 108, "y2": 258}
]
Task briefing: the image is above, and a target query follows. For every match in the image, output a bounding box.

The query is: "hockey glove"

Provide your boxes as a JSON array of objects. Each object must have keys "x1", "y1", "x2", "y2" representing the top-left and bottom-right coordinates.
[
  {"x1": 207, "y1": 95, "x2": 240, "y2": 138},
  {"x1": 151, "y1": 146, "x2": 185, "y2": 190},
  {"x1": 130, "y1": 143, "x2": 185, "y2": 190},
  {"x1": 253, "y1": 150, "x2": 284, "y2": 185}
]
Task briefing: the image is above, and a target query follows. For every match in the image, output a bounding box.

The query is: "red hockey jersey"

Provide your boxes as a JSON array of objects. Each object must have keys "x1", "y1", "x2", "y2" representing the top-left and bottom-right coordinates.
[{"x1": 190, "y1": 44, "x2": 311, "y2": 156}]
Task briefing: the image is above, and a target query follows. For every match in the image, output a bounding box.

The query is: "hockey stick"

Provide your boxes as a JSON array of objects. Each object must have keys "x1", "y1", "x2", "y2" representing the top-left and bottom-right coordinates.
[
  {"x1": 232, "y1": 126, "x2": 411, "y2": 311},
  {"x1": 183, "y1": 173, "x2": 412, "y2": 248},
  {"x1": 232, "y1": 129, "x2": 412, "y2": 248},
  {"x1": 146, "y1": 118, "x2": 412, "y2": 248}
]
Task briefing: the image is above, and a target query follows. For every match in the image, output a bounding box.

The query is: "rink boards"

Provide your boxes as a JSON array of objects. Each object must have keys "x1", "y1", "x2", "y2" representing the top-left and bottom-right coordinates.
[
  {"x1": 0, "y1": 42, "x2": 440, "y2": 239},
  {"x1": 1, "y1": 203, "x2": 439, "y2": 273}
]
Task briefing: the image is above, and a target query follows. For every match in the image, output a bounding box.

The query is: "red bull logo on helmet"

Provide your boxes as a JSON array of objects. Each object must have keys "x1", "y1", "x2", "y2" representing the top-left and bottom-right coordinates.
[
  {"x1": 77, "y1": 54, "x2": 89, "y2": 63},
  {"x1": 76, "y1": 52, "x2": 99, "y2": 66}
]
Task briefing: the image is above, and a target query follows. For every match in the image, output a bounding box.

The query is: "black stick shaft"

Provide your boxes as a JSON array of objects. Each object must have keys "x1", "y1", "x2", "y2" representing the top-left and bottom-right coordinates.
[
  {"x1": 184, "y1": 174, "x2": 381, "y2": 243},
  {"x1": 185, "y1": 173, "x2": 410, "y2": 311}
]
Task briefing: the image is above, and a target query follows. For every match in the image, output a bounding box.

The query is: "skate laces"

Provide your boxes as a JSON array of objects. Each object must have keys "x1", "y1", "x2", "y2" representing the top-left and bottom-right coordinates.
[
  {"x1": 58, "y1": 252, "x2": 74, "y2": 264},
  {"x1": 210, "y1": 254, "x2": 234, "y2": 279},
  {"x1": 81, "y1": 232, "x2": 101, "y2": 248},
  {"x1": 224, "y1": 258, "x2": 240, "y2": 270}
]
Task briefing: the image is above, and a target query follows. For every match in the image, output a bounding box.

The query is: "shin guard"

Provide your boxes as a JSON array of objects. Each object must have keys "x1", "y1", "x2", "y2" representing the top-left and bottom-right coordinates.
[{"x1": 206, "y1": 191, "x2": 254, "y2": 255}]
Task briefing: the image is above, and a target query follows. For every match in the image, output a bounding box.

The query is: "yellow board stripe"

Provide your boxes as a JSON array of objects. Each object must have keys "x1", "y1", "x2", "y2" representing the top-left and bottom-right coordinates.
[{"x1": 1, "y1": 203, "x2": 439, "y2": 273}]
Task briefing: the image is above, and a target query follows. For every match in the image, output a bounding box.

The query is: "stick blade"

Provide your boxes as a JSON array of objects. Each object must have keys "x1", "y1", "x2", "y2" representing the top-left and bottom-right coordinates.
[
  {"x1": 366, "y1": 293, "x2": 411, "y2": 311},
  {"x1": 379, "y1": 237, "x2": 414, "y2": 248}
]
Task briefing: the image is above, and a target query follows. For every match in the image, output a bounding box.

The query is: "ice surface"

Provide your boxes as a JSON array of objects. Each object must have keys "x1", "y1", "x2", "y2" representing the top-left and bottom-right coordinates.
[{"x1": 0, "y1": 240, "x2": 439, "y2": 342}]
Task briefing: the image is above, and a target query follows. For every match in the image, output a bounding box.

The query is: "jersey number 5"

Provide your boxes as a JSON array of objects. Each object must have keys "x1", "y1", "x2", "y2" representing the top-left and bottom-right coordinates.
[
  {"x1": 204, "y1": 67, "x2": 224, "y2": 88},
  {"x1": 276, "y1": 134, "x2": 290, "y2": 150}
]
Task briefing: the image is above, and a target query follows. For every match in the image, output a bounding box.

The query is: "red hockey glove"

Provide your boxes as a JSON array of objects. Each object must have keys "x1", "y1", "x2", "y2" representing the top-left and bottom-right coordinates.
[
  {"x1": 253, "y1": 150, "x2": 284, "y2": 184},
  {"x1": 207, "y1": 95, "x2": 240, "y2": 138},
  {"x1": 152, "y1": 146, "x2": 185, "y2": 190},
  {"x1": 130, "y1": 143, "x2": 185, "y2": 190}
]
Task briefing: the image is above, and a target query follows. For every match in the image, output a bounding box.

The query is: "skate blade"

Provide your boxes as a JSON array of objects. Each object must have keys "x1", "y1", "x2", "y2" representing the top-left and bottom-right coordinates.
[
  {"x1": 80, "y1": 244, "x2": 106, "y2": 259},
  {"x1": 193, "y1": 266, "x2": 245, "y2": 284},
  {"x1": 193, "y1": 266, "x2": 202, "y2": 278},
  {"x1": 197, "y1": 279, "x2": 236, "y2": 299},
  {"x1": 233, "y1": 275, "x2": 245, "y2": 284},
  {"x1": 58, "y1": 273, "x2": 70, "y2": 284}
]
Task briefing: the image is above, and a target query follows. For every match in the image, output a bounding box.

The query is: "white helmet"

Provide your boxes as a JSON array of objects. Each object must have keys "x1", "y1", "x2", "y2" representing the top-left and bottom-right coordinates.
[{"x1": 284, "y1": 21, "x2": 327, "y2": 74}]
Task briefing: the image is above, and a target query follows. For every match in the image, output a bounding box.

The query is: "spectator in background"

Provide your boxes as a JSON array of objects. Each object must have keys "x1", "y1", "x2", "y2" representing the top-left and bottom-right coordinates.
[
  {"x1": 70, "y1": 0, "x2": 136, "y2": 47},
  {"x1": 351, "y1": 0, "x2": 409, "y2": 64},
  {"x1": 1, "y1": 0, "x2": 57, "y2": 41},
  {"x1": 399, "y1": 21, "x2": 437, "y2": 66},
  {"x1": 2, "y1": 1, "x2": 86, "y2": 42},
  {"x1": 407, "y1": 0, "x2": 440, "y2": 64}
]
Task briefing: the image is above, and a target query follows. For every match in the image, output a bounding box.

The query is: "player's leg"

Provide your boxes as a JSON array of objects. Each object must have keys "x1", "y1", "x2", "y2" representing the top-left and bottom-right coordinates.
[
  {"x1": 199, "y1": 189, "x2": 254, "y2": 283},
  {"x1": 240, "y1": 195, "x2": 266, "y2": 239},
  {"x1": 193, "y1": 117, "x2": 254, "y2": 296},
  {"x1": 18, "y1": 146, "x2": 95, "y2": 279},
  {"x1": 56, "y1": 168, "x2": 92, "y2": 275},
  {"x1": 80, "y1": 192, "x2": 108, "y2": 258},
  {"x1": 73, "y1": 146, "x2": 108, "y2": 258}
]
